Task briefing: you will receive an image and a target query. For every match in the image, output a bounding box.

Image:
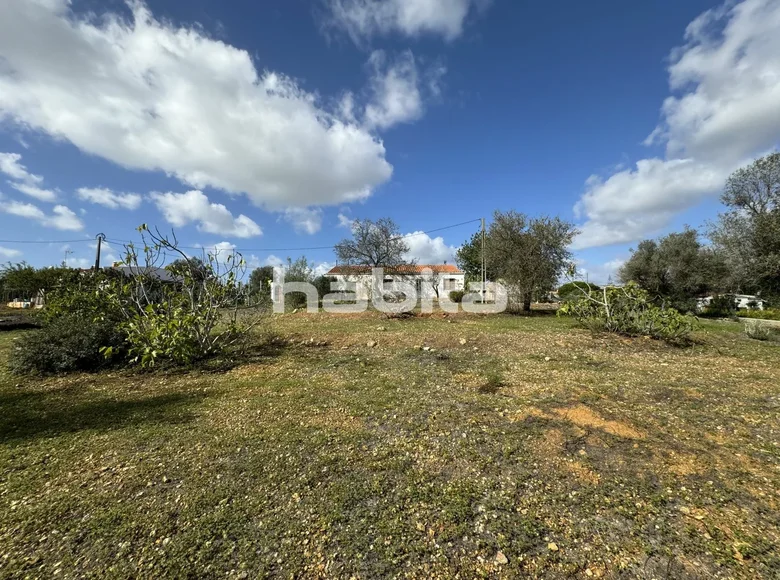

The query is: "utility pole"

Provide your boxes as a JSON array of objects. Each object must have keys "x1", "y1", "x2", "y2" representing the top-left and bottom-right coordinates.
[
  {"x1": 481, "y1": 217, "x2": 486, "y2": 301},
  {"x1": 94, "y1": 233, "x2": 106, "y2": 270},
  {"x1": 64, "y1": 248, "x2": 73, "y2": 266}
]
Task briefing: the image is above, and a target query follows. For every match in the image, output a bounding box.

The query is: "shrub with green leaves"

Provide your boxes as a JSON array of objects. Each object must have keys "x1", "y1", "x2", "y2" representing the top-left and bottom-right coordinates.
[
  {"x1": 557, "y1": 281, "x2": 601, "y2": 302},
  {"x1": 558, "y1": 282, "x2": 694, "y2": 344},
  {"x1": 448, "y1": 290, "x2": 465, "y2": 303},
  {"x1": 737, "y1": 308, "x2": 780, "y2": 320},
  {"x1": 743, "y1": 320, "x2": 780, "y2": 342},
  {"x1": 10, "y1": 313, "x2": 124, "y2": 375}
]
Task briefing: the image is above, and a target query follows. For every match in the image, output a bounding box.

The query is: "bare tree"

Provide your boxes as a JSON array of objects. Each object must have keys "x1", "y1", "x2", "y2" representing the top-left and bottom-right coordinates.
[{"x1": 335, "y1": 218, "x2": 413, "y2": 270}]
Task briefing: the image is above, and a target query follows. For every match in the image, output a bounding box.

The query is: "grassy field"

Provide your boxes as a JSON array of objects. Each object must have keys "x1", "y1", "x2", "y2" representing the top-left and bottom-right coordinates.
[{"x1": 1, "y1": 311, "x2": 779, "y2": 578}]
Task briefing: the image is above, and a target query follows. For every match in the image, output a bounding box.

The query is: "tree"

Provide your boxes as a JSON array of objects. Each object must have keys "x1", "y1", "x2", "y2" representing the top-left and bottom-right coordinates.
[
  {"x1": 708, "y1": 152, "x2": 780, "y2": 298},
  {"x1": 619, "y1": 228, "x2": 726, "y2": 311},
  {"x1": 484, "y1": 211, "x2": 577, "y2": 312},
  {"x1": 248, "y1": 265, "x2": 274, "y2": 303},
  {"x1": 456, "y1": 230, "x2": 498, "y2": 285},
  {"x1": 334, "y1": 218, "x2": 412, "y2": 269}
]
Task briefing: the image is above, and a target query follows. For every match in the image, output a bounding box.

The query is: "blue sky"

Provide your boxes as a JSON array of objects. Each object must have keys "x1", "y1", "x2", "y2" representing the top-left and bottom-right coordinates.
[{"x1": 1, "y1": 0, "x2": 779, "y2": 282}]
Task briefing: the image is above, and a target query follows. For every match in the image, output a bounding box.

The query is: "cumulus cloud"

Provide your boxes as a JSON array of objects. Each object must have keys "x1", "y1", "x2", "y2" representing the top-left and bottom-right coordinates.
[
  {"x1": 0, "y1": 246, "x2": 22, "y2": 258},
  {"x1": 77, "y1": 187, "x2": 143, "y2": 210},
  {"x1": 364, "y1": 50, "x2": 442, "y2": 130},
  {"x1": 0, "y1": 200, "x2": 83, "y2": 230},
  {"x1": 0, "y1": 0, "x2": 393, "y2": 208},
  {"x1": 337, "y1": 212, "x2": 355, "y2": 229},
  {"x1": 282, "y1": 207, "x2": 323, "y2": 235},
  {"x1": 150, "y1": 190, "x2": 262, "y2": 238},
  {"x1": 0, "y1": 151, "x2": 56, "y2": 201},
  {"x1": 573, "y1": 0, "x2": 780, "y2": 249},
  {"x1": 403, "y1": 231, "x2": 458, "y2": 264},
  {"x1": 325, "y1": 0, "x2": 488, "y2": 42}
]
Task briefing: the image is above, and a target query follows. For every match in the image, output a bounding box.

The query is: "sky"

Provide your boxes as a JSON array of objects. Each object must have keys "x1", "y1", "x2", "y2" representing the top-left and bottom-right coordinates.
[{"x1": 1, "y1": 0, "x2": 779, "y2": 282}]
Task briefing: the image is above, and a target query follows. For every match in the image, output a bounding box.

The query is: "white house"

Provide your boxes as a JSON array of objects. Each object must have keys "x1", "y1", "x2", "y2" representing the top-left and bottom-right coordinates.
[
  {"x1": 325, "y1": 264, "x2": 465, "y2": 301},
  {"x1": 696, "y1": 294, "x2": 766, "y2": 311}
]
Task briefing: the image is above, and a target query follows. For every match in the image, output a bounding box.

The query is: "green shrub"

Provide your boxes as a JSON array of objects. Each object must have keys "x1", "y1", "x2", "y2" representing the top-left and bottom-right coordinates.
[
  {"x1": 700, "y1": 294, "x2": 738, "y2": 318},
  {"x1": 743, "y1": 320, "x2": 779, "y2": 342},
  {"x1": 558, "y1": 281, "x2": 601, "y2": 302},
  {"x1": 10, "y1": 314, "x2": 124, "y2": 375},
  {"x1": 448, "y1": 290, "x2": 465, "y2": 303},
  {"x1": 737, "y1": 308, "x2": 780, "y2": 320},
  {"x1": 558, "y1": 282, "x2": 694, "y2": 344}
]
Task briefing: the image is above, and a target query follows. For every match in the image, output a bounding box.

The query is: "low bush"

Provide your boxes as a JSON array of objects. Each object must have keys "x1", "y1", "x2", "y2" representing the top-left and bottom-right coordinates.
[
  {"x1": 448, "y1": 290, "x2": 465, "y2": 303},
  {"x1": 558, "y1": 281, "x2": 601, "y2": 302},
  {"x1": 737, "y1": 308, "x2": 780, "y2": 320},
  {"x1": 699, "y1": 294, "x2": 738, "y2": 318},
  {"x1": 743, "y1": 320, "x2": 780, "y2": 342},
  {"x1": 10, "y1": 313, "x2": 125, "y2": 375},
  {"x1": 558, "y1": 282, "x2": 694, "y2": 345}
]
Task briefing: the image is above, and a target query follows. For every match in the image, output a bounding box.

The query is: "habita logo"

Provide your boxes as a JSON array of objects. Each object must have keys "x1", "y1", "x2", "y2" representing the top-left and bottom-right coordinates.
[{"x1": 271, "y1": 267, "x2": 508, "y2": 314}]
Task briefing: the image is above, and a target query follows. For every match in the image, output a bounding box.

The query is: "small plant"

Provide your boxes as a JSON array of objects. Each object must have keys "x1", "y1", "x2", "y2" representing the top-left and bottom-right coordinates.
[
  {"x1": 558, "y1": 281, "x2": 694, "y2": 345},
  {"x1": 449, "y1": 290, "x2": 465, "y2": 303},
  {"x1": 10, "y1": 313, "x2": 124, "y2": 375},
  {"x1": 479, "y1": 370, "x2": 504, "y2": 394},
  {"x1": 744, "y1": 320, "x2": 779, "y2": 342},
  {"x1": 737, "y1": 308, "x2": 780, "y2": 321}
]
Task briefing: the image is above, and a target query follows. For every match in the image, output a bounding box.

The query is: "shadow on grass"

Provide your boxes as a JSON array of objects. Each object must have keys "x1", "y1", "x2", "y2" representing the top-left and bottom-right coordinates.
[{"x1": 0, "y1": 389, "x2": 208, "y2": 444}]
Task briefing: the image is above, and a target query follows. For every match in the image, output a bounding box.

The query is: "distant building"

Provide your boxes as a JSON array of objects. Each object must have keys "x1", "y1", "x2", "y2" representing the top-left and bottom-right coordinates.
[
  {"x1": 696, "y1": 294, "x2": 766, "y2": 311},
  {"x1": 324, "y1": 264, "x2": 465, "y2": 301}
]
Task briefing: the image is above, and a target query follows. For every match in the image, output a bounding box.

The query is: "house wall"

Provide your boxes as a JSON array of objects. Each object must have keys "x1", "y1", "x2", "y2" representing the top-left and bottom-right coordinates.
[
  {"x1": 330, "y1": 273, "x2": 465, "y2": 301},
  {"x1": 696, "y1": 294, "x2": 765, "y2": 311}
]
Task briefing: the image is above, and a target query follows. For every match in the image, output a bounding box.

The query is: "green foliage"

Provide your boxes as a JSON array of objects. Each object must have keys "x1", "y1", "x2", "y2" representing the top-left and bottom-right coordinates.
[
  {"x1": 37, "y1": 270, "x2": 123, "y2": 326},
  {"x1": 448, "y1": 290, "x2": 465, "y2": 303},
  {"x1": 456, "y1": 231, "x2": 497, "y2": 285},
  {"x1": 9, "y1": 313, "x2": 124, "y2": 375},
  {"x1": 558, "y1": 281, "x2": 601, "y2": 301},
  {"x1": 312, "y1": 275, "x2": 336, "y2": 300},
  {"x1": 743, "y1": 320, "x2": 780, "y2": 342},
  {"x1": 737, "y1": 308, "x2": 780, "y2": 320},
  {"x1": 558, "y1": 282, "x2": 694, "y2": 344},
  {"x1": 248, "y1": 265, "x2": 274, "y2": 303},
  {"x1": 619, "y1": 228, "x2": 726, "y2": 312},
  {"x1": 700, "y1": 294, "x2": 738, "y2": 318}
]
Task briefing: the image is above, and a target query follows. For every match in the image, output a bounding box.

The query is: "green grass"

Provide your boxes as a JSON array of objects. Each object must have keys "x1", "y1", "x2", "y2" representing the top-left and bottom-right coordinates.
[{"x1": 1, "y1": 313, "x2": 779, "y2": 578}]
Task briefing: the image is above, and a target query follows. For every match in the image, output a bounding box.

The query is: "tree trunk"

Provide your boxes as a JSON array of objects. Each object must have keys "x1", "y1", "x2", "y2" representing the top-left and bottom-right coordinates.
[{"x1": 523, "y1": 292, "x2": 532, "y2": 312}]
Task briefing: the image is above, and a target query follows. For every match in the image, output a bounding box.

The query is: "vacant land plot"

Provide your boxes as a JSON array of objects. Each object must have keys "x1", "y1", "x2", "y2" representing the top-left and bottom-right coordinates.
[{"x1": 1, "y1": 313, "x2": 778, "y2": 578}]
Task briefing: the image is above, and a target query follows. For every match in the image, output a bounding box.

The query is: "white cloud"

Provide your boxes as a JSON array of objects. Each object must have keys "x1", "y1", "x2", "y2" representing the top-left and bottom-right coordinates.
[
  {"x1": 313, "y1": 262, "x2": 335, "y2": 277},
  {"x1": 0, "y1": 246, "x2": 22, "y2": 258},
  {"x1": 0, "y1": 152, "x2": 42, "y2": 184},
  {"x1": 325, "y1": 0, "x2": 487, "y2": 42},
  {"x1": 0, "y1": 0, "x2": 392, "y2": 209},
  {"x1": 0, "y1": 200, "x2": 84, "y2": 230},
  {"x1": 364, "y1": 50, "x2": 443, "y2": 130},
  {"x1": 9, "y1": 181, "x2": 57, "y2": 202},
  {"x1": 150, "y1": 190, "x2": 262, "y2": 238},
  {"x1": 403, "y1": 231, "x2": 457, "y2": 264},
  {"x1": 0, "y1": 151, "x2": 57, "y2": 201},
  {"x1": 282, "y1": 207, "x2": 323, "y2": 235},
  {"x1": 573, "y1": 0, "x2": 780, "y2": 249},
  {"x1": 77, "y1": 187, "x2": 142, "y2": 210},
  {"x1": 264, "y1": 255, "x2": 285, "y2": 268},
  {"x1": 574, "y1": 258, "x2": 626, "y2": 286},
  {"x1": 337, "y1": 212, "x2": 355, "y2": 229}
]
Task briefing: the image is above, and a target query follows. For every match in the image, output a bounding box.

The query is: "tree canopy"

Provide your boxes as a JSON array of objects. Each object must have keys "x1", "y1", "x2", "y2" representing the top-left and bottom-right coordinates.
[{"x1": 334, "y1": 218, "x2": 411, "y2": 270}]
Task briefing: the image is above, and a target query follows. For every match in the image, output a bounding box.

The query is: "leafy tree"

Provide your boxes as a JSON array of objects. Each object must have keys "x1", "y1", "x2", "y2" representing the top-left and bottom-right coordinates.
[
  {"x1": 708, "y1": 152, "x2": 780, "y2": 298},
  {"x1": 619, "y1": 228, "x2": 725, "y2": 312},
  {"x1": 312, "y1": 275, "x2": 337, "y2": 299},
  {"x1": 484, "y1": 211, "x2": 577, "y2": 312},
  {"x1": 334, "y1": 218, "x2": 412, "y2": 270},
  {"x1": 248, "y1": 265, "x2": 274, "y2": 302},
  {"x1": 456, "y1": 230, "x2": 498, "y2": 285},
  {"x1": 558, "y1": 281, "x2": 601, "y2": 301}
]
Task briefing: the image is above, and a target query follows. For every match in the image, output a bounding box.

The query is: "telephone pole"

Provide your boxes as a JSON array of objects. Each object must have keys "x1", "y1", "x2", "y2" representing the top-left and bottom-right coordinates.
[
  {"x1": 481, "y1": 217, "x2": 486, "y2": 301},
  {"x1": 94, "y1": 233, "x2": 106, "y2": 270}
]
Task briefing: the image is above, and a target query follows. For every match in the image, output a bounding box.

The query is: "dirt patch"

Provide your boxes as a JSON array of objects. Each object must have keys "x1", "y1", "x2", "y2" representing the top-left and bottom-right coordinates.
[{"x1": 553, "y1": 404, "x2": 645, "y2": 439}]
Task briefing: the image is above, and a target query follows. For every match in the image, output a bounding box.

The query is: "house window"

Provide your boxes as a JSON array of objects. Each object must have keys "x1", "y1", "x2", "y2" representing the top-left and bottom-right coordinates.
[{"x1": 443, "y1": 278, "x2": 457, "y2": 292}]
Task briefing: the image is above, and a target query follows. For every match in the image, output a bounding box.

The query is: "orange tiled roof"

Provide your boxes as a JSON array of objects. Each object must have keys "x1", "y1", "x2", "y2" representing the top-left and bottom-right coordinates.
[{"x1": 326, "y1": 264, "x2": 462, "y2": 275}]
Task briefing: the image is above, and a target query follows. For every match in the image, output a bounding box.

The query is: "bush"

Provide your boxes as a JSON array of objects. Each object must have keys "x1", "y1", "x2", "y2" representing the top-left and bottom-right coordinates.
[
  {"x1": 737, "y1": 308, "x2": 780, "y2": 320},
  {"x1": 10, "y1": 313, "x2": 124, "y2": 375},
  {"x1": 744, "y1": 320, "x2": 779, "y2": 342},
  {"x1": 558, "y1": 281, "x2": 601, "y2": 302},
  {"x1": 449, "y1": 290, "x2": 465, "y2": 303},
  {"x1": 700, "y1": 294, "x2": 738, "y2": 318},
  {"x1": 558, "y1": 282, "x2": 694, "y2": 344}
]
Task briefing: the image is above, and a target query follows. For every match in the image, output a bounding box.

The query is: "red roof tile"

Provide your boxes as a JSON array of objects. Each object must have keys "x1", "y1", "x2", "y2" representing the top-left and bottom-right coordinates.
[{"x1": 326, "y1": 264, "x2": 462, "y2": 275}]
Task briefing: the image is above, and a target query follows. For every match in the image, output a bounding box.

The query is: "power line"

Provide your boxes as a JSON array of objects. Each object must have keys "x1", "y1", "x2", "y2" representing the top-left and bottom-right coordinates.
[
  {"x1": 103, "y1": 218, "x2": 482, "y2": 253},
  {"x1": 0, "y1": 238, "x2": 93, "y2": 244}
]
